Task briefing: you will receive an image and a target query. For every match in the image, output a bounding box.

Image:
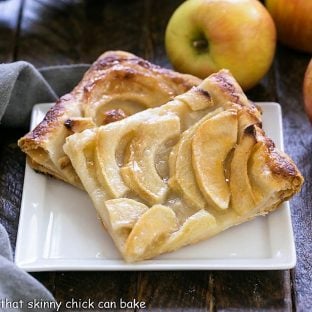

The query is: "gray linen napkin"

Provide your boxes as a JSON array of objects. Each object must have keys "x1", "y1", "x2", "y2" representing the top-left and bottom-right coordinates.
[
  {"x1": 0, "y1": 224, "x2": 55, "y2": 311},
  {"x1": 0, "y1": 61, "x2": 89, "y2": 128},
  {"x1": 0, "y1": 61, "x2": 89, "y2": 311}
]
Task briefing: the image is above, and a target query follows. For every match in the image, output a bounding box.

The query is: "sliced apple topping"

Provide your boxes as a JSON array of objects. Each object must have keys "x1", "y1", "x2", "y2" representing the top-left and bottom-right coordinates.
[
  {"x1": 95, "y1": 127, "x2": 130, "y2": 198},
  {"x1": 154, "y1": 136, "x2": 179, "y2": 180},
  {"x1": 248, "y1": 139, "x2": 281, "y2": 204},
  {"x1": 237, "y1": 107, "x2": 261, "y2": 139},
  {"x1": 169, "y1": 108, "x2": 223, "y2": 209},
  {"x1": 230, "y1": 126, "x2": 257, "y2": 215},
  {"x1": 164, "y1": 209, "x2": 217, "y2": 251},
  {"x1": 121, "y1": 114, "x2": 180, "y2": 205},
  {"x1": 124, "y1": 205, "x2": 178, "y2": 262},
  {"x1": 93, "y1": 97, "x2": 148, "y2": 125},
  {"x1": 192, "y1": 110, "x2": 238, "y2": 210},
  {"x1": 169, "y1": 131, "x2": 206, "y2": 209},
  {"x1": 247, "y1": 141, "x2": 274, "y2": 209},
  {"x1": 176, "y1": 87, "x2": 214, "y2": 111},
  {"x1": 95, "y1": 115, "x2": 151, "y2": 199},
  {"x1": 105, "y1": 198, "x2": 148, "y2": 231}
]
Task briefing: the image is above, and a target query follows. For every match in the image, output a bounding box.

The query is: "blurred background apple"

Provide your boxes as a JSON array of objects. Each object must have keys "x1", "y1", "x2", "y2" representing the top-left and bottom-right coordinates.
[
  {"x1": 165, "y1": 0, "x2": 276, "y2": 90},
  {"x1": 265, "y1": 0, "x2": 312, "y2": 53},
  {"x1": 303, "y1": 59, "x2": 312, "y2": 122}
]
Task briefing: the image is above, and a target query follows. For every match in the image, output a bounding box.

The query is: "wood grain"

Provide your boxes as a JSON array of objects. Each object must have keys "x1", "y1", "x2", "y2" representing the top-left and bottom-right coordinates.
[
  {"x1": 55, "y1": 272, "x2": 137, "y2": 312},
  {"x1": 16, "y1": 0, "x2": 186, "y2": 67},
  {"x1": 274, "y1": 46, "x2": 312, "y2": 312},
  {"x1": 32, "y1": 271, "x2": 138, "y2": 312},
  {"x1": 0, "y1": 0, "x2": 23, "y2": 62},
  {"x1": 16, "y1": 0, "x2": 86, "y2": 66},
  {"x1": 17, "y1": 0, "x2": 150, "y2": 66},
  {"x1": 137, "y1": 271, "x2": 213, "y2": 311},
  {"x1": 213, "y1": 271, "x2": 292, "y2": 311},
  {"x1": 144, "y1": 0, "x2": 183, "y2": 67}
]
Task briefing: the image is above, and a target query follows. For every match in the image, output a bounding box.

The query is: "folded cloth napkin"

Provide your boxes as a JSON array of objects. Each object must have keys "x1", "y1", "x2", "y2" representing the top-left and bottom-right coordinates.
[
  {"x1": 0, "y1": 224, "x2": 55, "y2": 311},
  {"x1": 0, "y1": 61, "x2": 89, "y2": 128},
  {"x1": 0, "y1": 61, "x2": 89, "y2": 311}
]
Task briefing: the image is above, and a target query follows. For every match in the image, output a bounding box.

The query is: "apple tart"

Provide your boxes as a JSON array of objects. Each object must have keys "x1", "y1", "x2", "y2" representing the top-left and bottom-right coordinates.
[
  {"x1": 18, "y1": 51, "x2": 200, "y2": 188},
  {"x1": 63, "y1": 70, "x2": 303, "y2": 262}
]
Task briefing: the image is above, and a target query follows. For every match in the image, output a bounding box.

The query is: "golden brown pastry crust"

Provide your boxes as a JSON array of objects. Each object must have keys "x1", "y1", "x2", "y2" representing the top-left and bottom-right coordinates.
[
  {"x1": 18, "y1": 51, "x2": 201, "y2": 187},
  {"x1": 63, "y1": 69, "x2": 304, "y2": 262}
]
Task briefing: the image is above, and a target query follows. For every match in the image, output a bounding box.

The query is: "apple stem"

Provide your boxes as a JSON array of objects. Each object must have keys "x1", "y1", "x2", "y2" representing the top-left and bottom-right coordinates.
[{"x1": 193, "y1": 39, "x2": 208, "y2": 52}]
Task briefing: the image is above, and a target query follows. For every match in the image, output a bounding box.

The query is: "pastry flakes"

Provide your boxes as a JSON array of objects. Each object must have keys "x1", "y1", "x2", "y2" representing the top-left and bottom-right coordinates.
[{"x1": 63, "y1": 70, "x2": 303, "y2": 262}]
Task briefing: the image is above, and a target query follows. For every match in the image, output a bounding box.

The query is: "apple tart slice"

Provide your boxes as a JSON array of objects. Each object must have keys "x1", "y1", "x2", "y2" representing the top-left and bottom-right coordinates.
[
  {"x1": 63, "y1": 70, "x2": 303, "y2": 262},
  {"x1": 18, "y1": 51, "x2": 200, "y2": 188}
]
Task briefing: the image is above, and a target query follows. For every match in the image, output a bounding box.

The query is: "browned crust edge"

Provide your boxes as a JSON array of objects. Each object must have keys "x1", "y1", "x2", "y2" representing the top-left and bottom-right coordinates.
[
  {"x1": 18, "y1": 50, "x2": 201, "y2": 152},
  {"x1": 249, "y1": 125, "x2": 304, "y2": 194}
]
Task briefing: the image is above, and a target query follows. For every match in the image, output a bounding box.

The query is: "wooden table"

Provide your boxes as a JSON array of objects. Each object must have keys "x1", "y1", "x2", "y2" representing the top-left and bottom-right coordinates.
[{"x1": 1, "y1": 0, "x2": 311, "y2": 311}]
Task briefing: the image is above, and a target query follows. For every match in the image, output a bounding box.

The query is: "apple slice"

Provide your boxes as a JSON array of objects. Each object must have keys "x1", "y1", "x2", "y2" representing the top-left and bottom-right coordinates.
[
  {"x1": 237, "y1": 107, "x2": 261, "y2": 139},
  {"x1": 169, "y1": 108, "x2": 223, "y2": 209},
  {"x1": 95, "y1": 127, "x2": 131, "y2": 198},
  {"x1": 95, "y1": 109, "x2": 159, "y2": 198},
  {"x1": 169, "y1": 130, "x2": 206, "y2": 209},
  {"x1": 176, "y1": 86, "x2": 214, "y2": 111},
  {"x1": 192, "y1": 110, "x2": 238, "y2": 210},
  {"x1": 247, "y1": 141, "x2": 275, "y2": 207},
  {"x1": 164, "y1": 209, "x2": 217, "y2": 251},
  {"x1": 105, "y1": 198, "x2": 149, "y2": 232},
  {"x1": 121, "y1": 115, "x2": 180, "y2": 205},
  {"x1": 230, "y1": 127, "x2": 257, "y2": 215},
  {"x1": 124, "y1": 205, "x2": 178, "y2": 262}
]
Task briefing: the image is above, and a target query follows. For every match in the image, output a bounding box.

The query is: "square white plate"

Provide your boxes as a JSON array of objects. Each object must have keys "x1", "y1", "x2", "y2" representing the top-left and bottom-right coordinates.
[{"x1": 15, "y1": 102, "x2": 296, "y2": 271}]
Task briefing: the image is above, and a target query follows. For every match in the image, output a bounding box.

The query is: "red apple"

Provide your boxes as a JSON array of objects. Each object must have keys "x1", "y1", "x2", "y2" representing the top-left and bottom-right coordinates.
[
  {"x1": 265, "y1": 0, "x2": 312, "y2": 53},
  {"x1": 303, "y1": 59, "x2": 312, "y2": 122}
]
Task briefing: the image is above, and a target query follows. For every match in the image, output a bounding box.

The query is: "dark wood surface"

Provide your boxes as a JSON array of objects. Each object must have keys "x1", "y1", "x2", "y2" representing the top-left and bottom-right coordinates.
[{"x1": 0, "y1": 0, "x2": 311, "y2": 311}]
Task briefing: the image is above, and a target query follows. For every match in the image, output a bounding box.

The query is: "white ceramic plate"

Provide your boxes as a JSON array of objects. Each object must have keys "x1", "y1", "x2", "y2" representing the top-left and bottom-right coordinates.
[{"x1": 15, "y1": 102, "x2": 296, "y2": 271}]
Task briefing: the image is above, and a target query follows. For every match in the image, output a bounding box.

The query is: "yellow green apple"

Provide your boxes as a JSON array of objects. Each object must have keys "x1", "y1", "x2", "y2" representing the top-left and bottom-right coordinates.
[
  {"x1": 265, "y1": 0, "x2": 312, "y2": 53},
  {"x1": 165, "y1": 0, "x2": 276, "y2": 90},
  {"x1": 303, "y1": 59, "x2": 312, "y2": 122}
]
